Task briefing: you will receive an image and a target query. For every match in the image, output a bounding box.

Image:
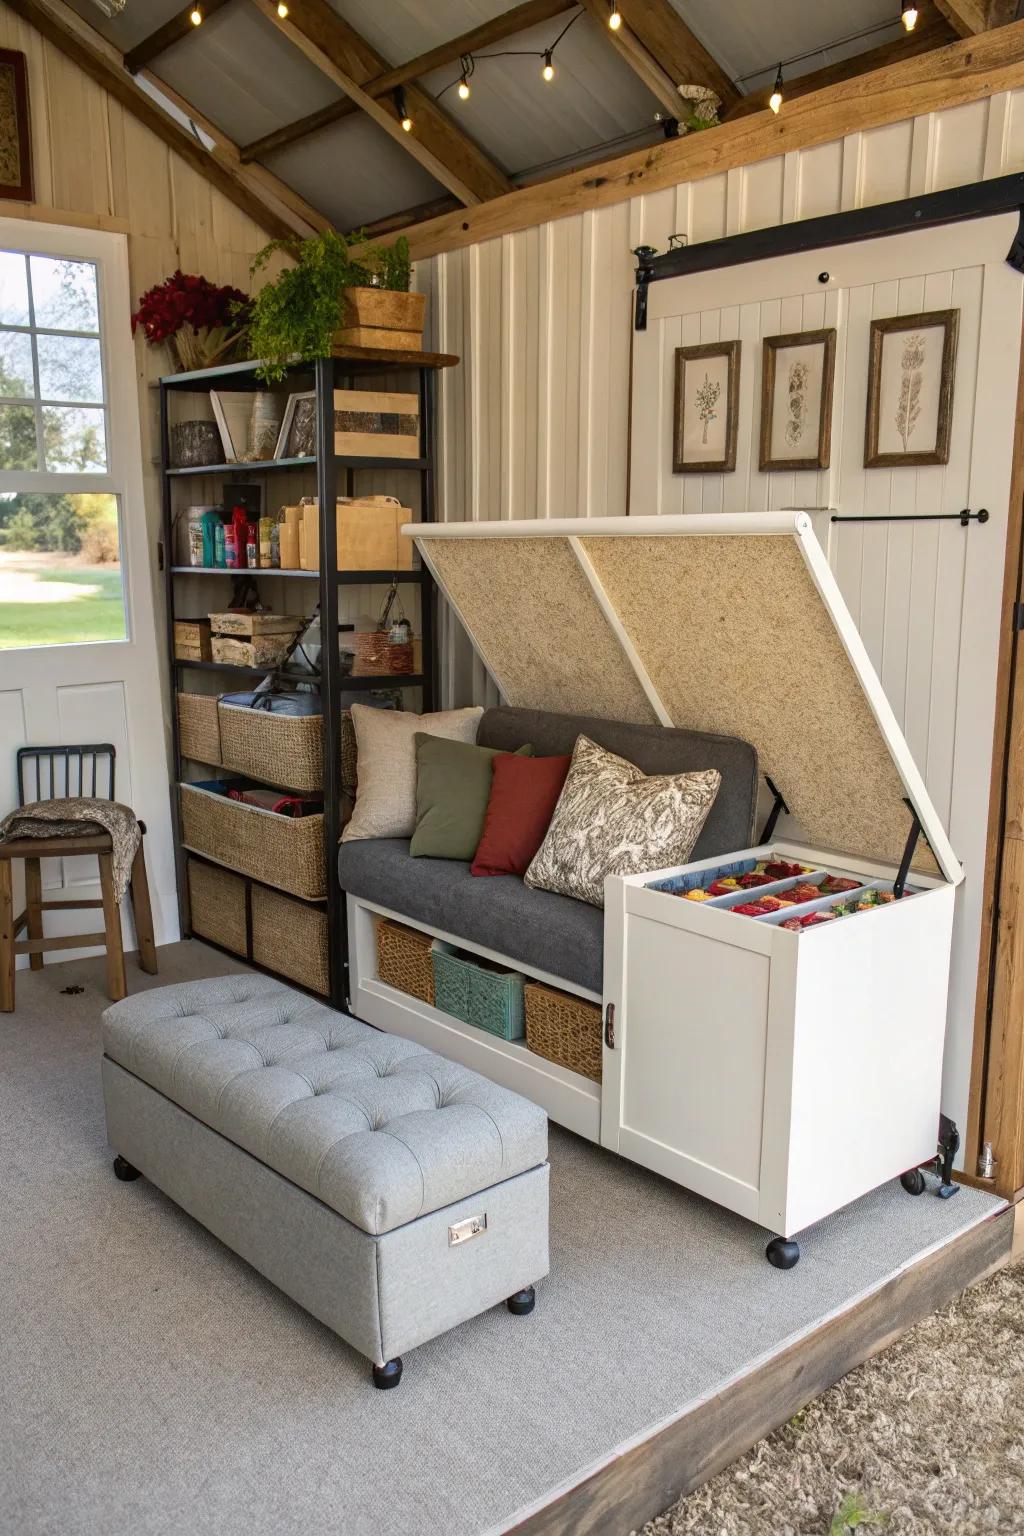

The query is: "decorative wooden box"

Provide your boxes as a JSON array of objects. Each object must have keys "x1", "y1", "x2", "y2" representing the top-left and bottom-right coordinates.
[
  {"x1": 333, "y1": 389, "x2": 420, "y2": 459},
  {"x1": 173, "y1": 619, "x2": 212, "y2": 662}
]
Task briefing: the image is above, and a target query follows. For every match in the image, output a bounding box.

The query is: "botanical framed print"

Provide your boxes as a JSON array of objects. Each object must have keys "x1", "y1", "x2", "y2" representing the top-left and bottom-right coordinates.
[
  {"x1": 0, "y1": 49, "x2": 31, "y2": 202},
  {"x1": 864, "y1": 310, "x2": 959, "y2": 468},
  {"x1": 673, "y1": 340, "x2": 740, "y2": 474},
  {"x1": 759, "y1": 328, "x2": 836, "y2": 472}
]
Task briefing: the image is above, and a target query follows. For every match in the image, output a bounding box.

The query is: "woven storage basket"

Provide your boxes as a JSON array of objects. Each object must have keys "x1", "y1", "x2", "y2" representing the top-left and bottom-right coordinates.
[
  {"x1": 351, "y1": 631, "x2": 417, "y2": 676},
  {"x1": 177, "y1": 693, "x2": 222, "y2": 767},
  {"x1": 179, "y1": 783, "x2": 325, "y2": 901},
  {"x1": 524, "y1": 981, "x2": 603, "y2": 1083},
  {"x1": 376, "y1": 918, "x2": 435, "y2": 1005},
  {"x1": 187, "y1": 857, "x2": 247, "y2": 957},
  {"x1": 251, "y1": 883, "x2": 329, "y2": 996},
  {"x1": 218, "y1": 702, "x2": 323, "y2": 793},
  {"x1": 432, "y1": 943, "x2": 525, "y2": 1040}
]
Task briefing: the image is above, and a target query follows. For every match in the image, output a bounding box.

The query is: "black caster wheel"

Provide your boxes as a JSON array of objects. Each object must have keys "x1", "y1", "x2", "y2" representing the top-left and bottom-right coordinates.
[
  {"x1": 506, "y1": 1286, "x2": 536, "y2": 1316},
  {"x1": 766, "y1": 1238, "x2": 800, "y2": 1270},
  {"x1": 112, "y1": 1155, "x2": 140, "y2": 1182},
  {"x1": 901, "y1": 1167, "x2": 927, "y2": 1196},
  {"x1": 372, "y1": 1358, "x2": 403, "y2": 1390}
]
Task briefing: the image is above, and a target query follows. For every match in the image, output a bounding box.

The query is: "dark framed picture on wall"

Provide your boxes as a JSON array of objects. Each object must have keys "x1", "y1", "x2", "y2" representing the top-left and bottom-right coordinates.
[
  {"x1": 864, "y1": 309, "x2": 959, "y2": 468},
  {"x1": 0, "y1": 48, "x2": 31, "y2": 202},
  {"x1": 758, "y1": 328, "x2": 836, "y2": 472},
  {"x1": 673, "y1": 340, "x2": 740, "y2": 473}
]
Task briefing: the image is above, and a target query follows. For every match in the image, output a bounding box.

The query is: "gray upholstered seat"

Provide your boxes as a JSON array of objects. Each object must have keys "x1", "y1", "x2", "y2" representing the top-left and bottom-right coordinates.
[{"x1": 102, "y1": 973, "x2": 547, "y2": 1236}]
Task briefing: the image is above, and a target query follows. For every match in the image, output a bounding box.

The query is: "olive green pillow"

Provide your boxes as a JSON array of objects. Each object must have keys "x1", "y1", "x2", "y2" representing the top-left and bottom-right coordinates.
[{"x1": 410, "y1": 734, "x2": 532, "y2": 861}]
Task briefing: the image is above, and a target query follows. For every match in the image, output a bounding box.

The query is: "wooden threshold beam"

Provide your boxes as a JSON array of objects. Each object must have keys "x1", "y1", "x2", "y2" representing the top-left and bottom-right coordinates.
[
  {"x1": 124, "y1": 0, "x2": 232, "y2": 74},
  {"x1": 240, "y1": 0, "x2": 575, "y2": 164},
  {"x1": 4, "y1": 0, "x2": 311, "y2": 241},
  {"x1": 248, "y1": 0, "x2": 512, "y2": 205},
  {"x1": 385, "y1": 21, "x2": 1024, "y2": 260}
]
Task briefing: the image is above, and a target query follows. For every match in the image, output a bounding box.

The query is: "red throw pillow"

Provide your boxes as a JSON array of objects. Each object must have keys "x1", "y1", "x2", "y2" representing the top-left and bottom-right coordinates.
[{"x1": 471, "y1": 752, "x2": 572, "y2": 878}]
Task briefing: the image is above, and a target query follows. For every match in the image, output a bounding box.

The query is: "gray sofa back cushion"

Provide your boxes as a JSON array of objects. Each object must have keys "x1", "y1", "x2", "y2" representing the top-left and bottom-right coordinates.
[{"x1": 476, "y1": 706, "x2": 758, "y2": 860}]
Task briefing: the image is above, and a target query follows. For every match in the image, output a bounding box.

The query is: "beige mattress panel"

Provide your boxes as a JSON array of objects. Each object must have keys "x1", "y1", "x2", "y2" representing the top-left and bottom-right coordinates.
[
  {"x1": 581, "y1": 534, "x2": 936, "y2": 873},
  {"x1": 421, "y1": 536, "x2": 657, "y2": 724}
]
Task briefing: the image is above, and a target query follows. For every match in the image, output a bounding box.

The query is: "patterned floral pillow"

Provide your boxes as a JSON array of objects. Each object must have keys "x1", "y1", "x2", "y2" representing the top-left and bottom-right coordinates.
[{"x1": 524, "y1": 735, "x2": 721, "y2": 908}]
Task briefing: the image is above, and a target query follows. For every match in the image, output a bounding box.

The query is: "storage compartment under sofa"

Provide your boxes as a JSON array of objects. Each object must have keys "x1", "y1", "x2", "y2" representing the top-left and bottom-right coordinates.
[
  {"x1": 375, "y1": 918, "x2": 435, "y2": 1005},
  {"x1": 179, "y1": 781, "x2": 325, "y2": 901}
]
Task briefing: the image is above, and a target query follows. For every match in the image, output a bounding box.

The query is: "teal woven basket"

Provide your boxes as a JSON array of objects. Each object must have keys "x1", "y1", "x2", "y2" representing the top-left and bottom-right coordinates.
[{"x1": 431, "y1": 943, "x2": 525, "y2": 1040}]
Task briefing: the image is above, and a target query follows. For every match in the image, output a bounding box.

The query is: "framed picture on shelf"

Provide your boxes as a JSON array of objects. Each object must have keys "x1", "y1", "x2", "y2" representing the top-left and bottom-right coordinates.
[
  {"x1": 276, "y1": 391, "x2": 316, "y2": 459},
  {"x1": 864, "y1": 309, "x2": 959, "y2": 468},
  {"x1": 673, "y1": 341, "x2": 740, "y2": 473},
  {"x1": 210, "y1": 390, "x2": 253, "y2": 462},
  {"x1": 0, "y1": 49, "x2": 32, "y2": 201},
  {"x1": 758, "y1": 328, "x2": 836, "y2": 472}
]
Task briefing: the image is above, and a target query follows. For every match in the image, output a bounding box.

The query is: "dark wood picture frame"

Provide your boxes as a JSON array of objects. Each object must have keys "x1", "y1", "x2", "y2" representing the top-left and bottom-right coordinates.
[
  {"x1": 758, "y1": 328, "x2": 836, "y2": 472},
  {"x1": 673, "y1": 340, "x2": 741, "y2": 474},
  {"x1": 864, "y1": 309, "x2": 959, "y2": 468},
  {"x1": 0, "y1": 49, "x2": 32, "y2": 202}
]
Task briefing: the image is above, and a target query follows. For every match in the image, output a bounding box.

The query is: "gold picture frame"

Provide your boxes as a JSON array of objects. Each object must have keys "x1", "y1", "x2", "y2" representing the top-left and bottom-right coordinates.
[
  {"x1": 673, "y1": 340, "x2": 741, "y2": 474},
  {"x1": 759, "y1": 328, "x2": 836, "y2": 472},
  {"x1": 864, "y1": 309, "x2": 959, "y2": 468}
]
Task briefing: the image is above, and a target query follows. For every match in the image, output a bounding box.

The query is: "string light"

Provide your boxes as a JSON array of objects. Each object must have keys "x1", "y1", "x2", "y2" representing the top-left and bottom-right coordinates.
[
  {"x1": 609, "y1": 1, "x2": 622, "y2": 30},
  {"x1": 542, "y1": 49, "x2": 554, "y2": 82},
  {"x1": 276, "y1": 0, "x2": 288, "y2": 14},
  {"x1": 458, "y1": 54, "x2": 472, "y2": 99},
  {"x1": 440, "y1": 11, "x2": 582, "y2": 104},
  {"x1": 768, "y1": 62, "x2": 784, "y2": 113},
  {"x1": 901, "y1": 1, "x2": 918, "y2": 29},
  {"x1": 189, "y1": 3, "x2": 202, "y2": 23},
  {"x1": 394, "y1": 86, "x2": 412, "y2": 132}
]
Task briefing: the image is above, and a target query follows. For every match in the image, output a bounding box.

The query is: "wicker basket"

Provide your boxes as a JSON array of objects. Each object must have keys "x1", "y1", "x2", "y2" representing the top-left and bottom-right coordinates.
[
  {"x1": 376, "y1": 918, "x2": 435, "y2": 1005},
  {"x1": 340, "y1": 709, "x2": 358, "y2": 797},
  {"x1": 177, "y1": 693, "x2": 222, "y2": 766},
  {"x1": 187, "y1": 857, "x2": 247, "y2": 957},
  {"x1": 351, "y1": 631, "x2": 418, "y2": 677},
  {"x1": 179, "y1": 783, "x2": 325, "y2": 901},
  {"x1": 218, "y1": 702, "x2": 323, "y2": 793},
  {"x1": 251, "y1": 883, "x2": 329, "y2": 996},
  {"x1": 432, "y1": 943, "x2": 525, "y2": 1040},
  {"x1": 524, "y1": 981, "x2": 603, "y2": 1082}
]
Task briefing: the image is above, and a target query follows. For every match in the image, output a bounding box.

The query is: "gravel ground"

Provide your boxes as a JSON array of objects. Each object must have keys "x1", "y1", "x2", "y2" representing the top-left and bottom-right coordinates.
[{"x1": 642, "y1": 1256, "x2": 1024, "y2": 1536}]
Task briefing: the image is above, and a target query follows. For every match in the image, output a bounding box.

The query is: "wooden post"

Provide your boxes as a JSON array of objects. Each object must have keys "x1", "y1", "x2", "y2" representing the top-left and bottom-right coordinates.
[
  {"x1": 24, "y1": 858, "x2": 43, "y2": 972},
  {"x1": 98, "y1": 853, "x2": 127, "y2": 1003},
  {"x1": 129, "y1": 842, "x2": 158, "y2": 977},
  {"x1": 0, "y1": 859, "x2": 14, "y2": 1011}
]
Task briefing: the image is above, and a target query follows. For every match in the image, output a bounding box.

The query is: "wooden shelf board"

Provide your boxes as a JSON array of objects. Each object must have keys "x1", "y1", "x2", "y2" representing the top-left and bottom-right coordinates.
[
  {"x1": 166, "y1": 455, "x2": 428, "y2": 475},
  {"x1": 160, "y1": 347, "x2": 459, "y2": 387},
  {"x1": 174, "y1": 658, "x2": 424, "y2": 689},
  {"x1": 170, "y1": 566, "x2": 426, "y2": 582}
]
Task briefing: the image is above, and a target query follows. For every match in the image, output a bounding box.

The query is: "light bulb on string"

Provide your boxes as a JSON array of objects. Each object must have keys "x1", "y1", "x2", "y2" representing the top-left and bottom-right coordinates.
[
  {"x1": 542, "y1": 49, "x2": 554, "y2": 82},
  {"x1": 901, "y1": 1, "x2": 918, "y2": 29},
  {"x1": 768, "y1": 62, "x2": 783, "y2": 114},
  {"x1": 458, "y1": 75, "x2": 471, "y2": 99},
  {"x1": 457, "y1": 54, "x2": 472, "y2": 100},
  {"x1": 608, "y1": 1, "x2": 622, "y2": 30},
  {"x1": 189, "y1": 3, "x2": 202, "y2": 23},
  {"x1": 394, "y1": 87, "x2": 412, "y2": 132},
  {"x1": 276, "y1": 0, "x2": 288, "y2": 15}
]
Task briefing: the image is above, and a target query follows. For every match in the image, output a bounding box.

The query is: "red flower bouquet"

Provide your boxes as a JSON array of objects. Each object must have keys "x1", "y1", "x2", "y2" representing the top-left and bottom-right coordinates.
[{"x1": 132, "y1": 271, "x2": 252, "y2": 370}]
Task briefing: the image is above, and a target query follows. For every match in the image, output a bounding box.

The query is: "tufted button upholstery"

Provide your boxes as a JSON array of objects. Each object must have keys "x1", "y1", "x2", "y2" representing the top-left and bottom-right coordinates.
[{"x1": 102, "y1": 974, "x2": 548, "y2": 1235}]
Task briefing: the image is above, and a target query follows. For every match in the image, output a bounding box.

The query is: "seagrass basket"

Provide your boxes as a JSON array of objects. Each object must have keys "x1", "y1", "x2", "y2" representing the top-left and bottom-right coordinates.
[
  {"x1": 252, "y1": 883, "x2": 329, "y2": 996},
  {"x1": 177, "y1": 693, "x2": 222, "y2": 767},
  {"x1": 376, "y1": 918, "x2": 435, "y2": 1005},
  {"x1": 524, "y1": 981, "x2": 603, "y2": 1082},
  {"x1": 179, "y1": 783, "x2": 325, "y2": 902},
  {"x1": 187, "y1": 857, "x2": 247, "y2": 957},
  {"x1": 218, "y1": 702, "x2": 323, "y2": 793}
]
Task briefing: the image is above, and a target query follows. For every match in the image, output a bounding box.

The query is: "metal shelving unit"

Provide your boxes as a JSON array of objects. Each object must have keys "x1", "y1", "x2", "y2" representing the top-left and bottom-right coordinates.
[{"x1": 158, "y1": 346, "x2": 458, "y2": 1008}]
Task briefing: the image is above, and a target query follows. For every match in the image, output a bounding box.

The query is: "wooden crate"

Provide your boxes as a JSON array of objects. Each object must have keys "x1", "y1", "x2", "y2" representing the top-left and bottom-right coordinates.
[
  {"x1": 208, "y1": 611, "x2": 307, "y2": 637},
  {"x1": 174, "y1": 619, "x2": 211, "y2": 662},
  {"x1": 333, "y1": 389, "x2": 420, "y2": 459},
  {"x1": 211, "y1": 633, "x2": 300, "y2": 667}
]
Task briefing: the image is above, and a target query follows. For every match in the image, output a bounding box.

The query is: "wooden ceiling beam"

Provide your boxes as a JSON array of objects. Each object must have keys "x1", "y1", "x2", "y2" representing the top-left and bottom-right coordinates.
[
  {"x1": 581, "y1": 0, "x2": 739, "y2": 118},
  {"x1": 727, "y1": 1, "x2": 956, "y2": 119},
  {"x1": 382, "y1": 20, "x2": 1024, "y2": 261},
  {"x1": 123, "y1": 0, "x2": 232, "y2": 74},
  {"x1": 933, "y1": 0, "x2": 1018, "y2": 35},
  {"x1": 240, "y1": 0, "x2": 575, "y2": 164},
  {"x1": 4, "y1": 0, "x2": 311, "y2": 241},
  {"x1": 248, "y1": 0, "x2": 512, "y2": 205}
]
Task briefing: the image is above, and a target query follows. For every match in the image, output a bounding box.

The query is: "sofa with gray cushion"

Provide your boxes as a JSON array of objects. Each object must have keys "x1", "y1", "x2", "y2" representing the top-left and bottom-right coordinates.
[{"x1": 337, "y1": 705, "x2": 759, "y2": 996}]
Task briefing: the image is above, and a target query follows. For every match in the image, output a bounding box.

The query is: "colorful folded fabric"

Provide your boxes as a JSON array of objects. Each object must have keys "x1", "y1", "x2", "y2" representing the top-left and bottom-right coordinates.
[
  {"x1": 820, "y1": 875, "x2": 861, "y2": 894},
  {"x1": 733, "y1": 901, "x2": 774, "y2": 916},
  {"x1": 789, "y1": 883, "x2": 821, "y2": 904},
  {"x1": 762, "y1": 860, "x2": 810, "y2": 879},
  {"x1": 707, "y1": 878, "x2": 740, "y2": 895},
  {"x1": 738, "y1": 871, "x2": 774, "y2": 889},
  {"x1": 683, "y1": 888, "x2": 712, "y2": 901}
]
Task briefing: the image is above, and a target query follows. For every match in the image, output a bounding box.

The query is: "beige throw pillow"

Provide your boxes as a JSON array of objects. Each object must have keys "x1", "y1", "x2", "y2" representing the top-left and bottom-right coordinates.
[
  {"x1": 341, "y1": 703, "x2": 484, "y2": 842},
  {"x1": 525, "y1": 735, "x2": 721, "y2": 907}
]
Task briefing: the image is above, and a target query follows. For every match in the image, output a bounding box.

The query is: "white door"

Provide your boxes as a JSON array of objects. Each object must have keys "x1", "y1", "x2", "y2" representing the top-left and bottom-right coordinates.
[
  {"x1": 0, "y1": 219, "x2": 176, "y2": 963},
  {"x1": 630, "y1": 213, "x2": 1024, "y2": 1139}
]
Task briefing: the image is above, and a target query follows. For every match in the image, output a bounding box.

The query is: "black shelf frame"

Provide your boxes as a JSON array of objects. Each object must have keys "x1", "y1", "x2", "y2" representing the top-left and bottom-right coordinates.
[{"x1": 159, "y1": 353, "x2": 441, "y2": 1010}]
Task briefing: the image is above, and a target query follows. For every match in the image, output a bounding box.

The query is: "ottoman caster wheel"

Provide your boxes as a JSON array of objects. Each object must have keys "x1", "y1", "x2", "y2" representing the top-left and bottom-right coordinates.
[
  {"x1": 506, "y1": 1286, "x2": 536, "y2": 1316},
  {"x1": 372, "y1": 1358, "x2": 402, "y2": 1390},
  {"x1": 766, "y1": 1238, "x2": 800, "y2": 1270},
  {"x1": 112, "y1": 1155, "x2": 140, "y2": 1182},
  {"x1": 901, "y1": 1167, "x2": 926, "y2": 1196}
]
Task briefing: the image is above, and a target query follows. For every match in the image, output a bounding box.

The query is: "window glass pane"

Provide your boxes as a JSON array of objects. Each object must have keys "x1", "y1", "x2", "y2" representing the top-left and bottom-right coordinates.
[
  {"x1": 42, "y1": 406, "x2": 106, "y2": 472},
  {"x1": 37, "y1": 334, "x2": 103, "y2": 403},
  {"x1": 0, "y1": 403, "x2": 37, "y2": 469},
  {"x1": 0, "y1": 329, "x2": 34, "y2": 397},
  {"x1": 0, "y1": 491, "x2": 124, "y2": 649},
  {"x1": 0, "y1": 252, "x2": 29, "y2": 325},
  {"x1": 29, "y1": 256, "x2": 99, "y2": 332}
]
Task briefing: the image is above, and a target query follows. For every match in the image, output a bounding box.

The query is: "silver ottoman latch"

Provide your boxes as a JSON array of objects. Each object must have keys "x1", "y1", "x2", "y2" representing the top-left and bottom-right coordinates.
[{"x1": 448, "y1": 1212, "x2": 487, "y2": 1246}]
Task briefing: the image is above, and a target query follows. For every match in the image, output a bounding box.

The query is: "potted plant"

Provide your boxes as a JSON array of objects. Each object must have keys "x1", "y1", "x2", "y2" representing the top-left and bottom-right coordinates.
[
  {"x1": 132, "y1": 271, "x2": 252, "y2": 371},
  {"x1": 246, "y1": 229, "x2": 423, "y2": 383}
]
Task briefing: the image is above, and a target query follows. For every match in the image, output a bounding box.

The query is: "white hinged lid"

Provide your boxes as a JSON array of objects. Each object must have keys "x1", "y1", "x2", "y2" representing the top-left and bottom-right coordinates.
[{"x1": 410, "y1": 513, "x2": 961, "y2": 884}]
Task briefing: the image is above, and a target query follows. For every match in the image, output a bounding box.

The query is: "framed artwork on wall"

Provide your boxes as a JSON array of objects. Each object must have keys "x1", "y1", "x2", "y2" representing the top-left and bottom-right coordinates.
[
  {"x1": 758, "y1": 328, "x2": 836, "y2": 472},
  {"x1": 0, "y1": 49, "x2": 31, "y2": 202},
  {"x1": 864, "y1": 309, "x2": 959, "y2": 468},
  {"x1": 673, "y1": 340, "x2": 740, "y2": 473}
]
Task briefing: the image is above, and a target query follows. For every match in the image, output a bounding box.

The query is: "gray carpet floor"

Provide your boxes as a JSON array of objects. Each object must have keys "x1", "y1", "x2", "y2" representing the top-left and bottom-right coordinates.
[{"x1": 0, "y1": 943, "x2": 1003, "y2": 1536}]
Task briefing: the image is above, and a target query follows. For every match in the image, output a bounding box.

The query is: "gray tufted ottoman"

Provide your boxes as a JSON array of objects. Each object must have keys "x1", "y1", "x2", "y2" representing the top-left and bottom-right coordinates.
[{"x1": 101, "y1": 974, "x2": 549, "y2": 1387}]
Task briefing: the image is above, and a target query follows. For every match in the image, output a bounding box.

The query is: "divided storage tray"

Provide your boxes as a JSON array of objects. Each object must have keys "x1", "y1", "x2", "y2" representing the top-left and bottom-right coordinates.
[
  {"x1": 187, "y1": 857, "x2": 328, "y2": 995},
  {"x1": 432, "y1": 943, "x2": 525, "y2": 1040},
  {"x1": 179, "y1": 783, "x2": 325, "y2": 901}
]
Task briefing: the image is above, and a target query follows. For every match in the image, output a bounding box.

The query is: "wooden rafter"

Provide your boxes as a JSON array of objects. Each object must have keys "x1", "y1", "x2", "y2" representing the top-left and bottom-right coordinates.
[
  {"x1": 242, "y1": 0, "x2": 576, "y2": 164},
  {"x1": 247, "y1": 0, "x2": 512, "y2": 205},
  {"x1": 123, "y1": 0, "x2": 232, "y2": 74},
  {"x1": 581, "y1": 0, "x2": 739, "y2": 118},
  {"x1": 727, "y1": 0, "x2": 956, "y2": 119},
  {"x1": 933, "y1": 0, "x2": 1018, "y2": 34},
  {"x1": 4, "y1": 0, "x2": 314, "y2": 240}
]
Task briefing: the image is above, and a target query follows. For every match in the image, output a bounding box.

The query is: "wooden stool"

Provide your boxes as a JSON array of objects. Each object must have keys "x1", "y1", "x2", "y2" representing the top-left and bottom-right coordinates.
[{"x1": 0, "y1": 743, "x2": 157, "y2": 1011}]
